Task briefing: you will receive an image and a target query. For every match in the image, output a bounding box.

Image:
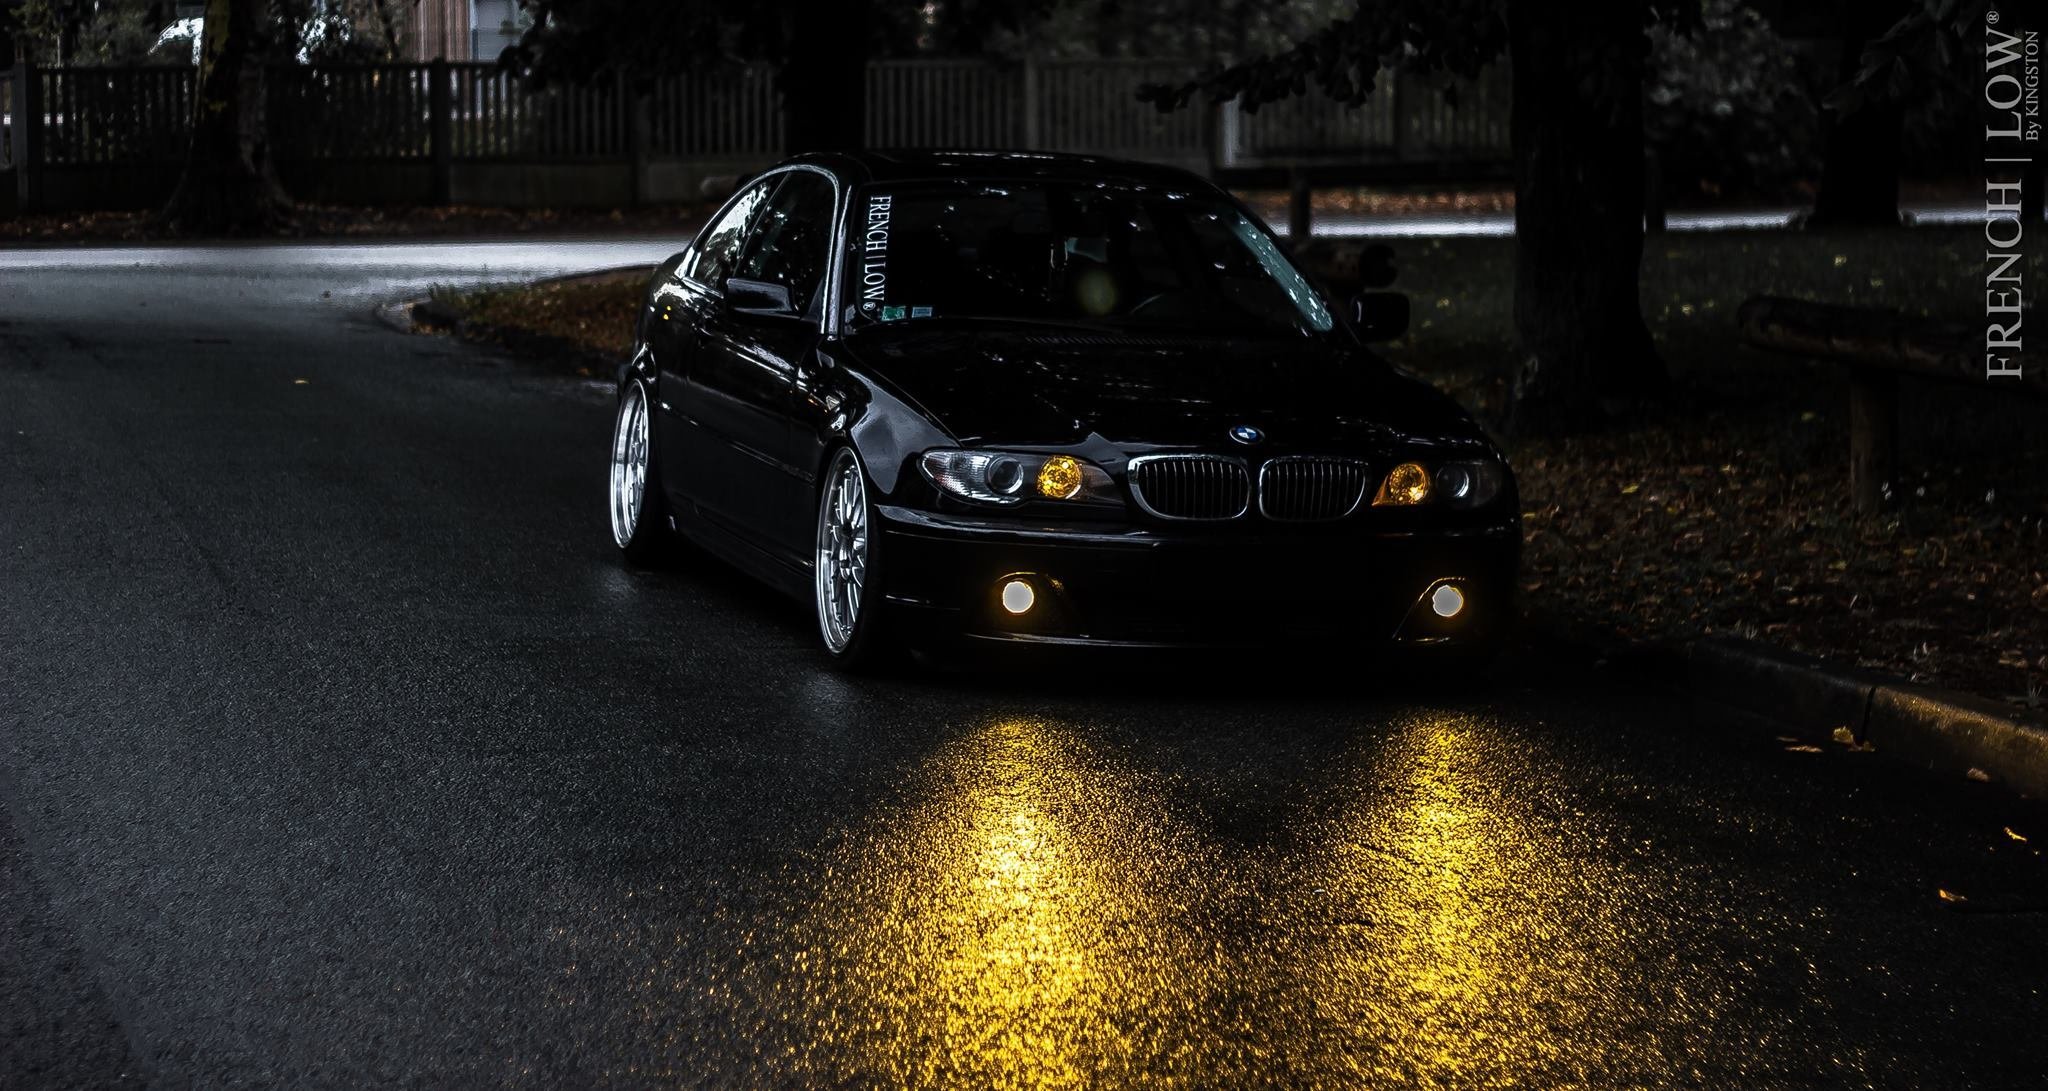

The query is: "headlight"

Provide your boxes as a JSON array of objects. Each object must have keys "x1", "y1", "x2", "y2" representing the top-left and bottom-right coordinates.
[
  {"x1": 1373, "y1": 461, "x2": 1431, "y2": 506},
  {"x1": 1435, "y1": 460, "x2": 1505, "y2": 508},
  {"x1": 1373, "y1": 459, "x2": 1504, "y2": 508},
  {"x1": 920, "y1": 449, "x2": 1119, "y2": 505}
]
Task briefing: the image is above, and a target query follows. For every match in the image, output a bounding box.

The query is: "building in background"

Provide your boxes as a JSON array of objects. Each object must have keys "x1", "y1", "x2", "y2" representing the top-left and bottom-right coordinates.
[{"x1": 412, "y1": 0, "x2": 523, "y2": 61}]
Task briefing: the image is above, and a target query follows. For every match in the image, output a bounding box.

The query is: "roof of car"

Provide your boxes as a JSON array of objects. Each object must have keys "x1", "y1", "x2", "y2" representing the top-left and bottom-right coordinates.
[{"x1": 785, "y1": 149, "x2": 1214, "y2": 190}]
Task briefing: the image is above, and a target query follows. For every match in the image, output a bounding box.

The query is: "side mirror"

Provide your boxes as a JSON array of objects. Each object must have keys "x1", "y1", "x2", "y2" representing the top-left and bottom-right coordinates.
[
  {"x1": 1352, "y1": 291, "x2": 1409, "y2": 342},
  {"x1": 724, "y1": 277, "x2": 796, "y2": 316}
]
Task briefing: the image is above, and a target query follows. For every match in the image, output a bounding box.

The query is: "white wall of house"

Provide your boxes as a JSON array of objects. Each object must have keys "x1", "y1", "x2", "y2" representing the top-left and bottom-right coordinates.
[
  {"x1": 411, "y1": 0, "x2": 526, "y2": 62},
  {"x1": 468, "y1": 0, "x2": 525, "y2": 63}
]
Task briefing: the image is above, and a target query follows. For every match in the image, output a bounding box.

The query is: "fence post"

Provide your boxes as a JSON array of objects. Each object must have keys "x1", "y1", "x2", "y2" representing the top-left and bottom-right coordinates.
[
  {"x1": 1288, "y1": 167, "x2": 1312, "y2": 241},
  {"x1": 11, "y1": 61, "x2": 39, "y2": 213},
  {"x1": 1021, "y1": 58, "x2": 1040, "y2": 150},
  {"x1": 1644, "y1": 147, "x2": 1666, "y2": 234},
  {"x1": 1387, "y1": 69, "x2": 1405, "y2": 161},
  {"x1": 624, "y1": 72, "x2": 649, "y2": 207},
  {"x1": 429, "y1": 58, "x2": 452, "y2": 205},
  {"x1": 1208, "y1": 95, "x2": 1239, "y2": 180}
]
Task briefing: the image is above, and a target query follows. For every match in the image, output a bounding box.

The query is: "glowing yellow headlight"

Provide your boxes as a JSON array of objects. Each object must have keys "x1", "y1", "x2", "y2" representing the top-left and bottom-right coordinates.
[
  {"x1": 1036, "y1": 455, "x2": 1083, "y2": 499},
  {"x1": 1374, "y1": 461, "x2": 1431, "y2": 506}
]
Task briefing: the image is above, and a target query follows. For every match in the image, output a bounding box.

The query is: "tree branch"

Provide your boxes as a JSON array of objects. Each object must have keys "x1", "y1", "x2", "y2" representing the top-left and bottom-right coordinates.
[{"x1": 1137, "y1": 0, "x2": 1511, "y2": 112}]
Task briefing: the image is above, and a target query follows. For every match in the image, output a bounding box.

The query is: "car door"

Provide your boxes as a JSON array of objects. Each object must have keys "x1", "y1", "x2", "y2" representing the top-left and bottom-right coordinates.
[
  {"x1": 654, "y1": 176, "x2": 774, "y2": 526},
  {"x1": 689, "y1": 169, "x2": 840, "y2": 564}
]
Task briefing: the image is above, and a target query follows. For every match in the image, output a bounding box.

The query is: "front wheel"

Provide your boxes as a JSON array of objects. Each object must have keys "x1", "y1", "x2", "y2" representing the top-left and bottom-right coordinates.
[
  {"x1": 813, "y1": 446, "x2": 897, "y2": 670},
  {"x1": 608, "y1": 378, "x2": 671, "y2": 564}
]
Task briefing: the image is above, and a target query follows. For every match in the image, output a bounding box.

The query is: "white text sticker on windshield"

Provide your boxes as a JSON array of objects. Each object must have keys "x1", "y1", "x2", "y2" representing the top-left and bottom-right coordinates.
[{"x1": 860, "y1": 194, "x2": 892, "y2": 309}]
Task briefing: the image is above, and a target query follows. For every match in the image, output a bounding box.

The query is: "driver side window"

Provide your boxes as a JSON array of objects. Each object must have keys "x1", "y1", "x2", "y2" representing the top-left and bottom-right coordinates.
[
  {"x1": 686, "y1": 178, "x2": 774, "y2": 288},
  {"x1": 732, "y1": 172, "x2": 837, "y2": 316}
]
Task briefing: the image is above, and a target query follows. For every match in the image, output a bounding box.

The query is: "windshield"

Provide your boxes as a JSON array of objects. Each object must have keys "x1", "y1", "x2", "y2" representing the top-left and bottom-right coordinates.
[{"x1": 843, "y1": 181, "x2": 1336, "y2": 338}]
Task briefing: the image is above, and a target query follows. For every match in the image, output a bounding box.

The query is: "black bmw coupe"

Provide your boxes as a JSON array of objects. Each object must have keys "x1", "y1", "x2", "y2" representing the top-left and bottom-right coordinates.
[{"x1": 607, "y1": 150, "x2": 1518, "y2": 668}]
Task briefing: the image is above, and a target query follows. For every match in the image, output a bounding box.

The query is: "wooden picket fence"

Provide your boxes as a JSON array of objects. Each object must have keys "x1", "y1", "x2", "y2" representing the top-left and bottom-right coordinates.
[{"x1": 4, "y1": 57, "x2": 1510, "y2": 210}]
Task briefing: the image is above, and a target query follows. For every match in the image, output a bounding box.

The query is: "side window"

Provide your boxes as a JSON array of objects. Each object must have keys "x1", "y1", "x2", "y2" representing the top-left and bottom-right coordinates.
[
  {"x1": 732, "y1": 173, "x2": 837, "y2": 314},
  {"x1": 687, "y1": 179, "x2": 774, "y2": 287}
]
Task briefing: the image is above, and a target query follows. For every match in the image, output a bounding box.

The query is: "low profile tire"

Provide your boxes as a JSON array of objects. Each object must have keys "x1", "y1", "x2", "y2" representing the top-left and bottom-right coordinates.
[
  {"x1": 813, "y1": 445, "x2": 899, "y2": 671},
  {"x1": 608, "y1": 378, "x2": 671, "y2": 565}
]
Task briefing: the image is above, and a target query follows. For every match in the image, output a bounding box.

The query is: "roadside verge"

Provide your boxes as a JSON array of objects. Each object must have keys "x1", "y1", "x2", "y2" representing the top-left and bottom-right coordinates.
[
  {"x1": 1670, "y1": 636, "x2": 2047, "y2": 799},
  {"x1": 383, "y1": 265, "x2": 655, "y2": 377}
]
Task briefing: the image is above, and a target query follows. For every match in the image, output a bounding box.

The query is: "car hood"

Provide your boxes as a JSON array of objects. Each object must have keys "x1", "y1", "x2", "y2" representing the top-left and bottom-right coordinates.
[{"x1": 839, "y1": 324, "x2": 1488, "y2": 454}]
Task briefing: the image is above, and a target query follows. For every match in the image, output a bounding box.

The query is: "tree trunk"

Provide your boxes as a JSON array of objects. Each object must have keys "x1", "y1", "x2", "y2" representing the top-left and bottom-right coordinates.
[
  {"x1": 163, "y1": 0, "x2": 291, "y2": 234},
  {"x1": 1502, "y1": 0, "x2": 1663, "y2": 436},
  {"x1": 780, "y1": 0, "x2": 868, "y2": 155},
  {"x1": 1807, "y1": 1, "x2": 1905, "y2": 229},
  {"x1": 367, "y1": 0, "x2": 403, "y2": 60}
]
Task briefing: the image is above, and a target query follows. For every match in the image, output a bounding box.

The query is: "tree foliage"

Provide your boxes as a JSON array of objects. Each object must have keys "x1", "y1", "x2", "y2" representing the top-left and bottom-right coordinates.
[
  {"x1": 9, "y1": 0, "x2": 163, "y2": 63},
  {"x1": 1646, "y1": 1, "x2": 1817, "y2": 200},
  {"x1": 502, "y1": 0, "x2": 1055, "y2": 83},
  {"x1": 6, "y1": 0, "x2": 404, "y2": 65},
  {"x1": 1826, "y1": 0, "x2": 1985, "y2": 114},
  {"x1": 973, "y1": 0, "x2": 1355, "y2": 63},
  {"x1": 1830, "y1": 0, "x2": 1992, "y2": 181},
  {"x1": 278, "y1": 0, "x2": 406, "y2": 62}
]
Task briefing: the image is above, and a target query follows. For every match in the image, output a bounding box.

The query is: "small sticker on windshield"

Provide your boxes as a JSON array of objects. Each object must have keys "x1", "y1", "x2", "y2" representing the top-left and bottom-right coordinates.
[
  {"x1": 910, "y1": 306, "x2": 933, "y2": 318},
  {"x1": 880, "y1": 305, "x2": 908, "y2": 321}
]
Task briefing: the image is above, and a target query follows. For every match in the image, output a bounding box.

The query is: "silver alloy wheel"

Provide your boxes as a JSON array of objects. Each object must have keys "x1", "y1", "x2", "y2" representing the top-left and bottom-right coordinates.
[
  {"x1": 609, "y1": 383, "x2": 650, "y2": 548},
  {"x1": 815, "y1": 450, "x2": 868, "y2": 653}
]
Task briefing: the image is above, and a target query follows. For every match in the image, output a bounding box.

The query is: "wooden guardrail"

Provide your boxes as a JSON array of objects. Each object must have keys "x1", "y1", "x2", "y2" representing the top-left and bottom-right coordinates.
[{"x1": 1737, "y1": 295, "x2": 2043, "y2": 514}]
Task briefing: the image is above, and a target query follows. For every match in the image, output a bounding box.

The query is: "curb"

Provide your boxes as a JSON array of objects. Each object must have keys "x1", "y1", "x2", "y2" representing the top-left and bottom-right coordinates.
[{"x1": 1685, "y1": 637, "x2": 2048, "y2": 798}]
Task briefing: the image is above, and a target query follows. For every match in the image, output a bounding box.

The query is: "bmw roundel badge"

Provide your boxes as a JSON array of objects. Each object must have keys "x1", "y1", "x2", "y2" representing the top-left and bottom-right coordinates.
[{"x1": 1229, "y1": 424, "x2": 1265, "y2": 446}]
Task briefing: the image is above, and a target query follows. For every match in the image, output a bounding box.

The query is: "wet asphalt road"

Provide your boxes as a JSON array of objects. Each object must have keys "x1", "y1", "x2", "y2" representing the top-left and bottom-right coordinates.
[{"x1": 3, "y1": 240, "x2": 2047, "y2": 1089}]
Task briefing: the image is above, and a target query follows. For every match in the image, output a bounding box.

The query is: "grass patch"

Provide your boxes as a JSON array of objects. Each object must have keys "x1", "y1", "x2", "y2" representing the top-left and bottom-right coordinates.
[
  {"x1": 432, "y1": 225, "x2": 2045, "y2": 703},
  {"x1": 427, "y1": 269, "x2": 650, "y2": 371}
]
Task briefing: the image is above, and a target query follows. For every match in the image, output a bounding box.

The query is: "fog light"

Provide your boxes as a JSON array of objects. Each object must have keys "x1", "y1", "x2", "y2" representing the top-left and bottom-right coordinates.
[
  {"x1": 1430, "y1": 584, "x2": 1465, "y2": 618},
  {"x1": 1000, "y1": 579, "x2": 1036, "y2": 615}
]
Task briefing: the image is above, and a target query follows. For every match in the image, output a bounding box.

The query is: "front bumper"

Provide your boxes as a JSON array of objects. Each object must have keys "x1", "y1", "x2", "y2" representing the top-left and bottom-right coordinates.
[{"x1": 875, "y1": 505, "x2": 1519, "y2": 649}]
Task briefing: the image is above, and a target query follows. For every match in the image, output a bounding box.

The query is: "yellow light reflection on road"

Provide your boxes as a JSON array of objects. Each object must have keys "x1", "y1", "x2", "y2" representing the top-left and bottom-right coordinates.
[
  {"x1": 685, "y1": 708, "x2": 1797, "y2": 1087},
  {"x1": 930, "y1": 764, "x2": 1093, "y2": 1079},
  {"x1": 778, "y1": 718, "x2": 1210, "y2": 1089},
  {"x1": 1296, "y1": 714, "x2": 1687, "y2": 1088}
]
